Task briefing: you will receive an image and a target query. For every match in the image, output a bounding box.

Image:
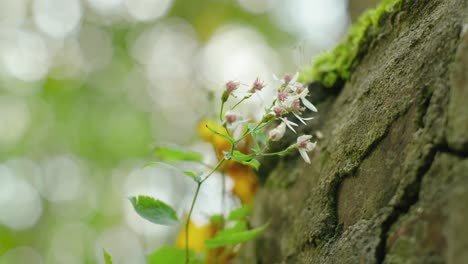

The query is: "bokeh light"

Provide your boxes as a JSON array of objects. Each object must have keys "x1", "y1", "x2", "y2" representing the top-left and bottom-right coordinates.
[
  {"x1": 0, "y1": 165, "x2": 43, "y2": 230},
  {"x1": 33, "y1": 0, "x2": 83, "y2": 39},
  {"x1": 0, "y1": 246, "x2": 43, "y2": 264},
  {"x1": 0, "y1": 29, "x2": 51, "y2": 81},
  {"x1": 125, "y1": 0, "x2": 174, "y2": 22}
]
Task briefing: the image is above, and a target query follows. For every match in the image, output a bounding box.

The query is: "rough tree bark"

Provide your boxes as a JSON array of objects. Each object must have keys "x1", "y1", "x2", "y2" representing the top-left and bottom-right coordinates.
[{"x1": 241, "y1": 0, "x2": 468, "y2": 263}]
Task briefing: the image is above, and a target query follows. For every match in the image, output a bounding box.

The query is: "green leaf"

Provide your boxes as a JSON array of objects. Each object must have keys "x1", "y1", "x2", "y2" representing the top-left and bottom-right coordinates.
[
  {"x1": 216, "y1": 221, "x2": 248, "y2": 236},
  {"x1": 230, "y1": 150, "x2": 260, "y2": 170},
  {"x1": 103, "y1": 249, "x2": 112, "y2": 264},
  {"x1": 129, "y1": 195, "x2": 178, "y2": 225},
  {"x1": 231, "y1": 150, "x2": 255, "y2": 162},
  {"x1": 228, "y1": 205, "x2": 252, "y2": 221},
  {"x1": 143, "y1": 161, "x2": 200, "y2": 182},
  {"x1": 154, "y1": 146, "x2": 203, "y2": 162},
  {"x1": 204, "y1": 223, "x2": 268, "y2": 249},
  {"x1": 210, "y1": 214, "x2": 224, "y2": 225},
  {"x1": 239, "y1": 159, "x2": 260, "y2": 170},
  {"x1": 148, "y1": 246, "x2": 203, "y2": 264},
  {"x1": 205, "y1": 125, "x2": 235, "y2": 143}
]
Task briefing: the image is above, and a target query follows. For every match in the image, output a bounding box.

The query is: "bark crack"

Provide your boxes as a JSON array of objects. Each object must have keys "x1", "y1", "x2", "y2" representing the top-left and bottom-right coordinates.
[{"x1": 375, "y1": 144, "x2": 437, "y2": 263}]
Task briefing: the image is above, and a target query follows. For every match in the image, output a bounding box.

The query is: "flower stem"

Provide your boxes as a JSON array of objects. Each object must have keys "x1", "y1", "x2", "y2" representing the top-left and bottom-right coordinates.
[
  {"x1": 185, "y1": 182, "x2": 201, "y2": 264},
  {"x1": 185, "y1": 157, "x2": 226, "y2": 264},
  {"x1": 231, "y1": 96, "x2": 249, "y2": 111},
  {"x1": 235, "y1": 119, "x2": 273, "y2": 144},
  {"x1": 219, "y1": 102, "x2": 225, "y2": 122}
]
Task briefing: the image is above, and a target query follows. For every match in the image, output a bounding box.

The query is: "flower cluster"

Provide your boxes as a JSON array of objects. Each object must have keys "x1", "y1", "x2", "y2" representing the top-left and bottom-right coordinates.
[
  {"x1": 221, "y1": 72, "x2": 318, "y2": 164},
  {"x1": 129, "y1": 72, "x2": 320, "y2": 264}
]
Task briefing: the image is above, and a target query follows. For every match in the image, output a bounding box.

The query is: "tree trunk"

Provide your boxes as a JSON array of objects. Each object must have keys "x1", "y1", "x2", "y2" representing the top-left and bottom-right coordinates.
[{"x1": 243, "y1": 0, "x2": 468, "y2": 263}]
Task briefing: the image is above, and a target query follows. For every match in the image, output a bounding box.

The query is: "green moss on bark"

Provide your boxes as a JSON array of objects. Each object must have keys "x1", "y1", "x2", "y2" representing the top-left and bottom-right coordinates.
[{"x1": 299, "y1": 0, "x2": 403, "y2": 87}]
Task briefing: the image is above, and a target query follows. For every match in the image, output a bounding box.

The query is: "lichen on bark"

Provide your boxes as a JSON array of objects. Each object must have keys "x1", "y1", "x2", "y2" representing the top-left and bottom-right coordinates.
[{"x1": 242, "y1": 0, "x2": 468, "y2": 263}]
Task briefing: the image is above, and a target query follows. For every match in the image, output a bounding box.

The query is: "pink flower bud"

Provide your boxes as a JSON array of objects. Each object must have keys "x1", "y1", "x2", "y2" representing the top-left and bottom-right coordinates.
[
  {"x1": 225, "y1": 112, "x2": 237, "y2": 124},
  {"x1": 273, "y1": 106, "x2": 284, "y2": 117},
  {"x1": 296, "y1": 85, "x2": 304, "y2": 94},
  {"x1": 283, "y1": 74, "x2": 292, "y2": 84},
  {"x1": 290, "y1": 98, "x2": 304, "y2": 113},
  {"x1": 252, "y1": 78, "x2": 265, "y2": 91},
  {"x1": 225, "y1": 81, "x2": 239, "y2": 93},
  {"x1": 277, "y1": 92, "x2": 288, "y2": 101}
]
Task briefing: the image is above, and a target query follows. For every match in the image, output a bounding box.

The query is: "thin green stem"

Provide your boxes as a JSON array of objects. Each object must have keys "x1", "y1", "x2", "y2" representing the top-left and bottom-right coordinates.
[
  {"x1": 259, "y1": 147, "x2": 293, "y2": 157},
  {"x1": 219, "y1": 102, "x2": 225, "y2": 122},
  {"x1": 259, "y1": 151, "x2": 286, "y2": 157},
  {"x1": 234, "y1": 119, "x2": 274, "y2": 144},
  {"x1": 220, "y1": 172, "x2": 226, "y2": 227},
  {"x1": 201, "y1": 158, "x2": 226, "y2": 184},
  {"x1": 185, "y1": 182, "x2": 201, "y2": 264},
  {"x1": 185, "y1": 157, "x2": 227, "y2": 264},
  {"x1": 231, "y1": 96, "x2": 249, "y2": 111}
]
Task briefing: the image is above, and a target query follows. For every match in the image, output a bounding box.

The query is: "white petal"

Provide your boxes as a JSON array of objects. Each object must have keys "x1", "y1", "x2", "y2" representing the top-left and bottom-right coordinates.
[
  {"x1": 297, "y1": 135, "x2": 312, "y2": 143},
  {"x1": 298, "y1": 88, "x2": 309, "y2": 97},
  {"x1": 293, "y1": 112, "x2": 307, "y2": 125},
  {"x1": 286, "y1": 119, "x2": 299, "y2": 126},
  {"x1": 298, "y1": 148, "x2": 311, "y2": 164},
  {"x1": 255, "y1": 91, "x2": 264, "y2": 101},
  {"x1": 306, "y1": 141, "x2": 317, "y2": 151},
  {"x1": 285, "y1": 123, "x2": 296, "y2": 133},
  {"x1": 301, "y1": 98, "x2": 318, "y2": 112},
  {"x1": 291, "y1": 72, "x2": 299, "y2": 84},
  {"x1": 280, "y1": 118, "x2": 297, "y2": 133}
]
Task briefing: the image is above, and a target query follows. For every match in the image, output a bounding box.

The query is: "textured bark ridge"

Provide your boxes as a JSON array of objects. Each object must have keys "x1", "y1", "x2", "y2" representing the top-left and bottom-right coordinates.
[{"x1": 242, "y1": 0, "x2": 468, "y2": 263}]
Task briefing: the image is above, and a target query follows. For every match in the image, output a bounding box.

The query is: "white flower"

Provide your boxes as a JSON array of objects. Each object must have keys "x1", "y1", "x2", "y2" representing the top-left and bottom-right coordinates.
[
  {"x1": 279, "y1": 117, "x2": 298, "y2": 133},
  {"x1": 296, "y1": 87, "x2": 317, "y2": 112},
  {"x1": 295, "y1": 135, "x2": 317, "y2": 164},
  {"x1": 268, "y1": 122, "x2": 286, "y2": 141},
  {"x1": 273, "y1": 72, "x2": 299, "y2": 90}
]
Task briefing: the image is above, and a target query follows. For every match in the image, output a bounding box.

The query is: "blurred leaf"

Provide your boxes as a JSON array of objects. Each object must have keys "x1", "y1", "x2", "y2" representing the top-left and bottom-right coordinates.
[
  {"x1": 103, "y1": 249, "x2": 113, "y2": 264},
  {"x1": 216, "y1": 221, "x2": 248, "y2": 236},
  {"x1": 231, "y1": 150, "x2": 255, "y2": 161},
  {"x1": 148, "y1": 246, "x2": 202, "y2": 264},
  {"x1": 154, "y1": 146, "x2": 203, "y2": 162},
  {"x1": 240, "y1": 159, "x2": 260, "y2": 170},
  {"x1": 144, "y1": 161, "x2": 199, "y2": 181},
  {"x1": 228, "y1": 206, "x2": 252, "y2": 221},
  {"x1": 204, "y1": 223, "x2": 268, "y2": 249},
  {"x1": 231, "y1": 151, "x2": 260, "y2": 170},
  {"x1": 210, "y1": 214, "x2": 224, "y2": 225},
  {"x1": 129, "y1": 196, "x2": 178, "y2": 225},
  {"x1": 205, "y1": 125, "x2": 235, "y2": 144}
]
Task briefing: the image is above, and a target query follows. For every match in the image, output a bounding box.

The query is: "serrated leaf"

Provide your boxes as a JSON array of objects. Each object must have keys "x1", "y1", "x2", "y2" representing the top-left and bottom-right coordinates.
[
  {"x1": 154, "y1": 146, "x2": 203, "y2": 162},
  {"x1": 228, "y1": 206, "x2": 252, "y2": 221},
  {"x1": 204, "y1": 223, "x2": 269, "y2": 249},
  {"x1": 129, "y1": 195, "x2": 178, "y2": 225},
  {"x1": 103, "y1": 249, "x2": 112, "y2": 264},
  {"x1": 148, "y1": 246, "x2": 203, "y2": 264},
  {"x1": 143, "y1": 161, "x2": 199, "y2": 182},
  {"x1": 205, "y1": 125, "x2": 235, "y2": 144}
]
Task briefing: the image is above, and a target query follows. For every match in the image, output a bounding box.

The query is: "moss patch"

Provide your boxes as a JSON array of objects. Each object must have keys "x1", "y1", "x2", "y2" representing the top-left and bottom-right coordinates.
[{"x1": 299, "y1": 0, "x2": 403, "y2": 87}]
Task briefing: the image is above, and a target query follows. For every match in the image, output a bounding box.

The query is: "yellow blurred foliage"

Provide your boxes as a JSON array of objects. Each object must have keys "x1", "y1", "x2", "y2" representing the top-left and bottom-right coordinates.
[{"x1": 176, "y1": 220, "x2": 218, "y2": 252}]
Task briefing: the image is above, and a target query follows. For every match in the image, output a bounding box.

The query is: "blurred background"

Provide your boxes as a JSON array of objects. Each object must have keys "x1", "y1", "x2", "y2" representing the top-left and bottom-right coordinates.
[{"x1": 0, "y1": 0, "x2": 356, "y2": 263}]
